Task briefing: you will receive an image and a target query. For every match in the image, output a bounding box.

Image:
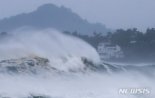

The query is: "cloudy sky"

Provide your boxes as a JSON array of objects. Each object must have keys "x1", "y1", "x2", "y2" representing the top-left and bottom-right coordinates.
[{"x1": 0, "y1": 0, "x2": 155, "y2": 30}]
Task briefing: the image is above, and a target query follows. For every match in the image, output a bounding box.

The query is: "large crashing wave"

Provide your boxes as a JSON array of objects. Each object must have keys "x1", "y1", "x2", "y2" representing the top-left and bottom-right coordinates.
[{"x1": 0, "y1": 29, "x2": 100, "y2": 73}]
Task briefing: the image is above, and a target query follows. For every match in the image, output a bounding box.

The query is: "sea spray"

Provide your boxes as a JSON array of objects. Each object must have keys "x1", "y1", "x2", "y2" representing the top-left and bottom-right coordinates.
[{"x1": 0, "y1": 29, "x2": 100, "y2": 72}]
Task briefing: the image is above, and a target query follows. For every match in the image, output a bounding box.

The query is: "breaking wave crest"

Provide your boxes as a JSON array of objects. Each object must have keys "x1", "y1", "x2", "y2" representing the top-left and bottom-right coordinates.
[
  {"x1": 0, "y1": 56, "x2": 155, "y2": 76},
  {"x1": 0, "y1": 29, "x2": 100, "y2": 72}
]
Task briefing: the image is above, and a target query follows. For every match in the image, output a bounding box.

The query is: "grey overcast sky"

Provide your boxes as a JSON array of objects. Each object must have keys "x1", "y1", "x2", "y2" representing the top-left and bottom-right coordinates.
[{"x1": 0, "y1": 0, "x2": 155, "y2": 30}]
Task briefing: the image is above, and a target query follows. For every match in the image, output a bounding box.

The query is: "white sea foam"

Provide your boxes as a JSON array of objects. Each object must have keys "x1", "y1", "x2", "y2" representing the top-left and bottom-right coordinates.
[{"x1": 0, "y1": 29, "x2": 100, "y2": 72}]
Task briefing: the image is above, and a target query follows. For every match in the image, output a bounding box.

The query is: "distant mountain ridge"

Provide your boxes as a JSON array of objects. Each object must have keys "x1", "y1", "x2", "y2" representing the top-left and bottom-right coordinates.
[{"x1": 0, "y1": 4, "x2": 109, "y2": 35}]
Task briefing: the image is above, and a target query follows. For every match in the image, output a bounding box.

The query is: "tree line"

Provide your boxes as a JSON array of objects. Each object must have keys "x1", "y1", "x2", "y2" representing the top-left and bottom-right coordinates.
[{"x1": 64, "y1": 28, "x2": 155, "y2": 62}]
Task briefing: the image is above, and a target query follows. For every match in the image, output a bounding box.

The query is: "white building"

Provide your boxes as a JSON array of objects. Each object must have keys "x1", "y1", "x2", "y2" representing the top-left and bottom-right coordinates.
[{"x1": 97, "y1": 42, "x2": 124, "y2": 60}]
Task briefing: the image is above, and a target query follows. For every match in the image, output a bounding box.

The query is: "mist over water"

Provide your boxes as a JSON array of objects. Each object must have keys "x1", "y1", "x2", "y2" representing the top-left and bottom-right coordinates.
[
  {"x1": 0, "y1": 29, "x2": 100, "y2": 72},
  {"x1": 0, "y1": 71, "x2": 154, "y2": 98},
  {"x1": 0, "y1": 29, "x2": 154, "y2": 98}
]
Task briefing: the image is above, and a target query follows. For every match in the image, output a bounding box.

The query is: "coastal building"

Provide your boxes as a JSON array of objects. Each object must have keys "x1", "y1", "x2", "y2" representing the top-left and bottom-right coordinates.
[{"x1": 97, "y1": 42, "x2": 124, "y2": 60}]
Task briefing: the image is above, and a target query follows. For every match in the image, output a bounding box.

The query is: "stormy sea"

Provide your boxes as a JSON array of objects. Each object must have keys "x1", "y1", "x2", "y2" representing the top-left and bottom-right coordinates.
[{"x1": 0, "y1": 29, "x2": 154, "y2": 98}]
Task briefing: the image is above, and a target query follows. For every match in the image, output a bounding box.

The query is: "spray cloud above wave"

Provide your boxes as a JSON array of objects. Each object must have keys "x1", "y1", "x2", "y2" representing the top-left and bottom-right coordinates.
[{"x1": 0, "y1": 28, "x2": 100, "y2": 72}]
